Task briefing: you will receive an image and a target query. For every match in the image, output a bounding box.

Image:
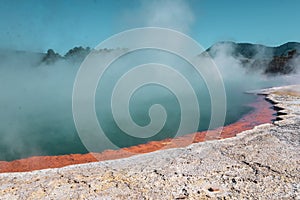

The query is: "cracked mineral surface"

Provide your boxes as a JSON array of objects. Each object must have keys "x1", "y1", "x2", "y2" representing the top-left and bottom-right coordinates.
[{"x1": 0, "y1": 85, "x2": 299, "y2": 199}]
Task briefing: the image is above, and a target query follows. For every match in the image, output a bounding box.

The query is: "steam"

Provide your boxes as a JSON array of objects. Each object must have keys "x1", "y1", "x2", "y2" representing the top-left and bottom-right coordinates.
[
  {"x1": 0, "y1": 1, "x2": 298, "y2": 162},
  {"x1": 1, "y1": 40, "x2": 300, "y2": 161},
  {"x1": 121, "y1": 0, "x2": 195, "y2": 33},
  {"x1": 0, "y1": 52, "x2": 83, "y2": 160},
  {"x1": 207, "y1": 42, "x2": 300, "y2": 90},
  {"x1": 197, "y1": 42, "x2": 300, "y2": 125},
  {"x1": 0, "y1": 0, "x2": 199, "y2": 160},
  {"x1": 1, "y1": 0, "x2": 300, "y2": 160},
  {"x1": 286, "y1": 54, "x2": 300, "y2": 84}
]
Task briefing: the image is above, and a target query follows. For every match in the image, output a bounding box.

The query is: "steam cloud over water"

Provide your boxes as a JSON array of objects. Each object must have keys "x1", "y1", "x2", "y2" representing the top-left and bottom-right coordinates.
[
  {"x1": 0, "y1": 41, "x2": 299, "y2": 161},
  {"x1": 0, "y1": 50, "x2": 82, "y2": 160},
  {"x1": 0, "y1": 0, "x2": 299, "y2": 161}
]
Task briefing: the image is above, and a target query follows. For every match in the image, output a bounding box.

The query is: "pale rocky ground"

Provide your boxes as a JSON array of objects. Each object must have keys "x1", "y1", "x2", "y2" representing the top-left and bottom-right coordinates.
[{"x1": 0, "y1": 85, "x2": 299, "y2": 199}]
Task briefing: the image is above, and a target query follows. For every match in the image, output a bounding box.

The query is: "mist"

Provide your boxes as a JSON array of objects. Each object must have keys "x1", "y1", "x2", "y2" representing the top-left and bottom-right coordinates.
[
  {"x1": 0, "y1": 0, "x2": 199, "y2": 161},
  {"x1": 120, "y1": 0, "x2": 195, "y2": 33},
  {"x1": 0, "y1": 50, "x2": 85, "y2": 160},
  {"x1": 1, "y1": 41, "x2": 299, "y2": 161},
  {"x1": 1, "y1": 0, "x2": 299, "y2": 161},
  {"x1": 207, "y1": 42, "x2": 300, "y2": 88}
]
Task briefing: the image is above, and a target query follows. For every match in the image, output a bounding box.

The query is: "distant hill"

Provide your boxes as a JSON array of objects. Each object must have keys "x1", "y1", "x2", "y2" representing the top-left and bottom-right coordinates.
[
  {"x1": 1, "y1": 42, "x2": 299, "y2": 75},
  {"x1": 206, "y1": 42, "x2": 300, "y2": 74},
  {"x1": 40, "y1": 47, "x2": 125, "y2": 65},
  {"x1": 41, "y1": 46, "x2": 91, "y2": 64}
]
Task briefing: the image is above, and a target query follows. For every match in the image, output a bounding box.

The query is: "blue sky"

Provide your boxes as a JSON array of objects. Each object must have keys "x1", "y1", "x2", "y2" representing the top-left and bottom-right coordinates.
[{"x1": 1, "y1": 0, "x2": 299, "y2": 54}]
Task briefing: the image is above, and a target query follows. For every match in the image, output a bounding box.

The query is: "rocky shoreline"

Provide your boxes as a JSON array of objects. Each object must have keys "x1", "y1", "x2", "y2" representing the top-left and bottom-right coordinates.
[{"x1": 0, "y1": 85, "x2": 299, "y2": 199}]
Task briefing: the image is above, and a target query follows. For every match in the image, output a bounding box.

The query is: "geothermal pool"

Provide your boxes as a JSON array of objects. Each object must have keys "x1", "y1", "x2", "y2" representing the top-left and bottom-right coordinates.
[
  {"x1": 0, "y1": 89, "x2": 255, "y2": 161},
  {"x1": 0, "y1": 49, "x2": 279, "y2": 162},
  {"x1": 0, "y1": 95, "x2": 276, "y2": 173}
]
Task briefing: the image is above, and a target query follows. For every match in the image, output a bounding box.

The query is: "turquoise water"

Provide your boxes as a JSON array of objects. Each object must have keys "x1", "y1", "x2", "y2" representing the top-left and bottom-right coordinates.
[
  {"x1": 0, "y1": 50, "x2": 256, "y2": 161},
  {"x1": 0, "y1": 88, "x2": 255, "y2": 162}
]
